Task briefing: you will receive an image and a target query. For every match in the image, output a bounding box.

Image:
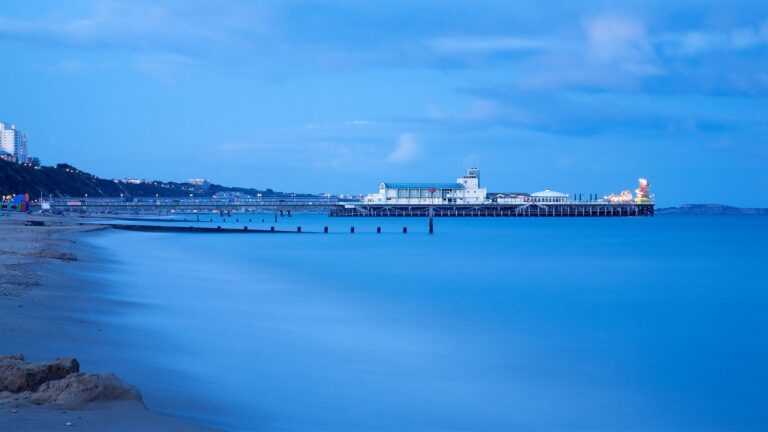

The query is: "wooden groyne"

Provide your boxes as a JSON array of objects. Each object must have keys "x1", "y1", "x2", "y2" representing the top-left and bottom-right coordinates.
[
  {"x1": 105, "y1": 223, "x2": 421, "y2": 235},
  {"x1": 107, "y1": 224, "x2": 311, "y2": 234}
]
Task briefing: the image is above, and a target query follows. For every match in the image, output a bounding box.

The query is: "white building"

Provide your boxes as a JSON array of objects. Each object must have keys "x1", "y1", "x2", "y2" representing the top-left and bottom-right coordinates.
[
  {"x1": 0, "y1": 122, "x2": 27, "y2": 163},
  {"x1": 187, "y1": 178, "x2": 211, "y2": 186},
  {"x1": 364, "y1": 168, "x2": 488, "y2": 205},
  {"x1": 530, "y1": 190, "x2": 570, "y2": 203}
]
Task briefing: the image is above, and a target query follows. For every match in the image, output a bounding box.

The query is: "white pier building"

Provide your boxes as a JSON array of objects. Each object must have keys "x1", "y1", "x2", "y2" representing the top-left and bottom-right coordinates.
[{"x1": 364, "y1": 168, "x2": 487, "y2": 205}]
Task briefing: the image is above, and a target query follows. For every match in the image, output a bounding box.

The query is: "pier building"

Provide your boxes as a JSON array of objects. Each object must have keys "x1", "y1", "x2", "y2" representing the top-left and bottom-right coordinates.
[
  {"x1": 530, "y1": 190, "x2": 570, "y2": 203},
  {"x1": 364, "y1": 168, "x2": 487, "y2": 205}
]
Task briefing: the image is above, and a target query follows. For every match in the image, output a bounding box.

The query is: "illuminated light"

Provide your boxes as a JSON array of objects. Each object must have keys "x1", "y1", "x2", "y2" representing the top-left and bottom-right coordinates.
[
  {"x1": 635, "y1": 178, "x2": 652, "y2": 203},
  {"x1": 604, "y1": 178, "x2": 653, "y2": 204}
]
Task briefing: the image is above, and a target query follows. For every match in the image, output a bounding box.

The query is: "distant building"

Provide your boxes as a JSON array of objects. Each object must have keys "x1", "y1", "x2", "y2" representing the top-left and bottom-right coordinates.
[
  {"x1": 212, "y1": 191, "x2": 251, "y2": 199},
  {"x1": 0, "y1": 150, "x2": 15, "y2": 162},
  {"x1": 120, "y1": 178, "x2": 149, "y2": 184},
  {"x1": 187, "y1": 178, "x2": 211, "y2": 191},
  {"x1": 0, "y1": 122, "x2": 28, "y2": 163},
  {"x1": 187, "y1": 178, "x2": 210, "y2": 186}
]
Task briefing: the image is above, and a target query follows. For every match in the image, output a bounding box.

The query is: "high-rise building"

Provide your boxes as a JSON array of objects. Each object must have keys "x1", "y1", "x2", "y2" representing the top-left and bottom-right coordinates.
[{"x1": 0, "y1": 122, "x2": 28, "y2": 163}]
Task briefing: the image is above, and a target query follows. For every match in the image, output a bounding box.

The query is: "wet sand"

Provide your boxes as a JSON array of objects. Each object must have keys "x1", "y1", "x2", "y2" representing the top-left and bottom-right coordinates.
[{"x1": 0, "y1": 215, "x2": 217, "y2": 431}]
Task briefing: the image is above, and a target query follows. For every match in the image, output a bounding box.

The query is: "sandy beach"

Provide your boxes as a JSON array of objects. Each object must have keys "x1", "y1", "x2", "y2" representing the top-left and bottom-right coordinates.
[{"x1": 0, "y1": 215, "x2": 217, "y2": 431}]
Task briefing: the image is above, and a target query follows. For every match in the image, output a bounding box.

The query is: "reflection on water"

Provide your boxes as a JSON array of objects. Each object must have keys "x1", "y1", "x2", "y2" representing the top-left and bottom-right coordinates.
[{"x1": 82, "y1": 214, "x2": 768, "y2": 431}]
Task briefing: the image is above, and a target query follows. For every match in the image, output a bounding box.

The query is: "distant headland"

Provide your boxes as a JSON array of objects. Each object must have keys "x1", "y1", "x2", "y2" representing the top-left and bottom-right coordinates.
[{"x1": 656, "y1": 204, "x2": 768, "y2": 215}]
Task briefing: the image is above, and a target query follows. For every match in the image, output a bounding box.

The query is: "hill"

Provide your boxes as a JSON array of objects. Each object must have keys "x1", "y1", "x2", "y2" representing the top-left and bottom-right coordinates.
[
  {"x1": 656, "y1": 204, "x2": 768, "y2": 215},
  {"x1": 0, "y1": 160, "x2": 304, "y2": 198}
]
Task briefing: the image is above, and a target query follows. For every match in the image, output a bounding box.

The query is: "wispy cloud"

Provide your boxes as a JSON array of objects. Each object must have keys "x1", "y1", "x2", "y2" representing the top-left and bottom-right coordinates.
[
  {"x1": 659, "y1": 21, "x2": 768, "y2": 55},
  {"x1": 388, "y1": 133, "x2": 420, "y2": 164},
  {"x1": 426, "y1": 36, "x2": 551, "y2": 54},
  {"x1": 0, "y1": 3, "x2": 171, "y2": 49},
  {"x1": 0, "y1": 1, "x2": 269, "y2": 61}
]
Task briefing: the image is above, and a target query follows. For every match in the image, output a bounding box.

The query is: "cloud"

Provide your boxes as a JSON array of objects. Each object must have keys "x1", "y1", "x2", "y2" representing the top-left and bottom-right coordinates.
[
  {"x1": 0, "y1": 1, "x2": 268, "y2": 60},
  {"x1": 660, "y1": 21, "x2": 768, "y2": 55},
  {"x1": 583, "y1": 16, "x2": 662, "y2": 76},
  {"x1": 388, "y1": 133, "x2": 420, "y2": 164},
  {"x1": 0, "y1": 3, "x2": 171, "y2": 49},
  {"x1": 426, "y1": 36, "x2": 550, "y2": 54},
  {"x1": 133, "y1": 53, "x2": 197, "y2": 83}
]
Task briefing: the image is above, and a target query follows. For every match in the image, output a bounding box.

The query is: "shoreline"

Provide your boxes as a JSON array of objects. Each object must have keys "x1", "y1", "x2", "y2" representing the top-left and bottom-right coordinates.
[{"x1": 0, "y1": 215, "x2": 218, "y2": 431}]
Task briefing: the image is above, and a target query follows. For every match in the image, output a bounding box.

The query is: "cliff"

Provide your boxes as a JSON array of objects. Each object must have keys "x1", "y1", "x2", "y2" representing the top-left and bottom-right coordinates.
[{"x1": 0, "y1": 159, "x2": 298, "y2": 198}]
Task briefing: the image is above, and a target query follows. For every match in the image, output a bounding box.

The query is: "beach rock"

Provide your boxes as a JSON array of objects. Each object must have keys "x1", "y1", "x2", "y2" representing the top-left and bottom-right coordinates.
[
  {"x1": 0, "y1": 355, "x2": 142, "y2": 410},
  {"x1": 29, "y1": 373, "x2": 142, "y2": 409},
  {"x1": 0, "y1": 355, "x2": 79, "y2": 393}
]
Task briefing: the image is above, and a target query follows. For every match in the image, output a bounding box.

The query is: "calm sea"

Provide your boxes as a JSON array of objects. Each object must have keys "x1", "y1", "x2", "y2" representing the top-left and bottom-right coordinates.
[{"x1": 78, "y1": 214, "x2": 767, "y2": 431}]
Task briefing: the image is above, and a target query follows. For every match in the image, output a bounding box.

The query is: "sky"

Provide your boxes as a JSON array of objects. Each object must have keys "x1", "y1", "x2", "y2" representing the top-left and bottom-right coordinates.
[{"x1": 1, "y1": 0, "x2": 767, "y2": 206}]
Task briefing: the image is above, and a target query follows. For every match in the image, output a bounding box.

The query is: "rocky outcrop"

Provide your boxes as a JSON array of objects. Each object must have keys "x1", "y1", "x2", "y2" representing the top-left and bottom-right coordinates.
[
  {"x1": 0, "y1": 355, "x2": 142, "y2": 409},
  {"x1": 28, "y1": 372, "x2": 142, "y2": 408},
  {"x1": 0, "y1": 355, "x2": 79, "y2": 393}
]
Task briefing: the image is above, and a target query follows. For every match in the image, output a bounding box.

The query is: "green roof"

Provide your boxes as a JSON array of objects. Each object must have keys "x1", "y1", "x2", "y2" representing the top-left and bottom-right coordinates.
[{"x1": 383, "y1": 183, "x2": 464, "y2": 189}]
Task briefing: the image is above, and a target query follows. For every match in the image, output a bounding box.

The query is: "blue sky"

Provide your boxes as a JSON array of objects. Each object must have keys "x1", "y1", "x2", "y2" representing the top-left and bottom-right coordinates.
[{"x1": 1, "y1": 0, "x2": 767, "y2": 206}]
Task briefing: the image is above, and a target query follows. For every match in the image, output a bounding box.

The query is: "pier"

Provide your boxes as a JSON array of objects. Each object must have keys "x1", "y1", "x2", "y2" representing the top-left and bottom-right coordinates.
[
  {"x1": 330, "y1": 202, "x2": 654, "y2": 217},
  {"x1": 33, "y1": 196, "x2": 344, "y2": 213}
]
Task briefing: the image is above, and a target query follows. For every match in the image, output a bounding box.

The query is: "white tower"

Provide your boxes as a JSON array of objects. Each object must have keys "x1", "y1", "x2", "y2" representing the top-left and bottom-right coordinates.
[
  {"x1": 0, "y1": 123, "x2": 27, "y2": 163},
  {"x1": 456, "y1": 168, "x2": 486, "y2": 203}
]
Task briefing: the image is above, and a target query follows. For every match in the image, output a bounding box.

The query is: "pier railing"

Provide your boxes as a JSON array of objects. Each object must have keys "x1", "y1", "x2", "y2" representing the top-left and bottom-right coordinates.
[{"x1": 36, "y1": 196, "x2": 348, "y2": 210}]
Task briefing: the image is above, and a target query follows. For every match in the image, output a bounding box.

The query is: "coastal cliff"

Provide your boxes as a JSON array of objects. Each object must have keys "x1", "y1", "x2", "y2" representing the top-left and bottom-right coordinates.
[{"x1": 0, "y1": 159, "x2": 298, "y2": 198}]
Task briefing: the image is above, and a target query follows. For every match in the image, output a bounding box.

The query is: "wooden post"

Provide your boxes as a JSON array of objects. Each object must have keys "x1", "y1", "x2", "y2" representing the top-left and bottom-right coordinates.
[{"x1": 429, "y1": 205, "x2": 434, "y2": 234}]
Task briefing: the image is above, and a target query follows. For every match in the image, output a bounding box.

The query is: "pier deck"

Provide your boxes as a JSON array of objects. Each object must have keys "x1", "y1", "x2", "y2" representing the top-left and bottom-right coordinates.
[{"x1": 330, "y1": 203, "x2": 654, "y2": 217}]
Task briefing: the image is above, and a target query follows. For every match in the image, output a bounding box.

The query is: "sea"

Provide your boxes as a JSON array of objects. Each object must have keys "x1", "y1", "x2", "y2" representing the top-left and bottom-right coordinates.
[{"x1": 73, "y1": 213, "x2": 767, "y2": 431}]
